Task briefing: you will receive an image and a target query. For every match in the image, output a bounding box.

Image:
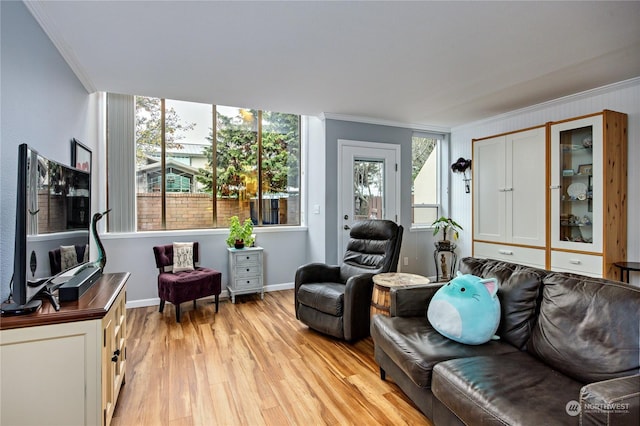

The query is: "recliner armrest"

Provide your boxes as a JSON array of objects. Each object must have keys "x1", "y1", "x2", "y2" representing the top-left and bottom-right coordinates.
[
  {"x1": 295, "y1": 263, "x2": 341, "y2": 286},
  {"x1": 390, "y1": 283, "x2": 443, "y2": 317},
  {"x1": 580, "y1": 375, "x2": 640, "y2": 426}
]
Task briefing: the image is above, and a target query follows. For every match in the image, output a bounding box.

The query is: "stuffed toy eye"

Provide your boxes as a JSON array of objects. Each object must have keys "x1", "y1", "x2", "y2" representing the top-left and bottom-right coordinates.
[{"x1": 460, "y1": 288, "x2": 466, "y2": 292}]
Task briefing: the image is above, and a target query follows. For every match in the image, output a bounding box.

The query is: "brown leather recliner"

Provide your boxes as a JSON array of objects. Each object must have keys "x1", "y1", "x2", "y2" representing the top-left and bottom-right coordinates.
[{"x1": 295, "y1": 219, "x2": 403, "y2": 341}]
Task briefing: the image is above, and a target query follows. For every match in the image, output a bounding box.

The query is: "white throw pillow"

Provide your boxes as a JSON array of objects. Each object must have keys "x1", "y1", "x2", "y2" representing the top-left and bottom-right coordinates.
[
  {"x1": 60, "y1": 245, "x2": 79, "y2": 271},
  {"x1": 173, "y1": 242, "x2": 194, "y2": 272}
]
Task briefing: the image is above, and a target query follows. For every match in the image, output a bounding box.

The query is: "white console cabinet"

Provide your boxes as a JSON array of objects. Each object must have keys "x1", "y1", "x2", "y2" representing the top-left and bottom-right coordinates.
[{"x1": 0, "y1": 273, "x2": 128, "y2": 426}]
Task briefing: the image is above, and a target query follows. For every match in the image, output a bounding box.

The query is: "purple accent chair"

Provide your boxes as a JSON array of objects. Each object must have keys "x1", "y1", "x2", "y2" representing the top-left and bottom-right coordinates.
[{"x1": 153, "y1": 242, "x2": 222, "y2": 322}]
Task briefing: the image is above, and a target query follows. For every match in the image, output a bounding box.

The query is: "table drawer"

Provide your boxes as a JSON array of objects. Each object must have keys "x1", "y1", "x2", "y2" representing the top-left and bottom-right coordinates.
[
  {"x1": 474, "y1": 242, "x2": 545, "y2": 268},
  {"x1": 235, "y1": 265, "x2": 261, "y2": 278},
  {"x1": 551, "y1": 251, "x2": 602, "y2": 277},
  {"x1": 234, "y1": 277, "x2": 262, "y2": 290},
  {"x1": 235, "y1": 252, "x2": 260, "y2": 266}
]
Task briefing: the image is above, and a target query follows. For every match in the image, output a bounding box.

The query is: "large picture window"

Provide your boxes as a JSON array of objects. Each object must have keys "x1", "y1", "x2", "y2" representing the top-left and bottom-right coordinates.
[{"x1": 134, "y1": 96, "x2": 300, "y2": 231}]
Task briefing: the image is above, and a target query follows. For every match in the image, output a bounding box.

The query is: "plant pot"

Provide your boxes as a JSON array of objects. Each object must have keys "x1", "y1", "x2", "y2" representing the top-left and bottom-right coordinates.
[
  {"x1": 234, "y1": 240, "x2": 245, "y2": 249},
  {"x1": 435, "y1": 240, "x2": 455, "y2": 251}
]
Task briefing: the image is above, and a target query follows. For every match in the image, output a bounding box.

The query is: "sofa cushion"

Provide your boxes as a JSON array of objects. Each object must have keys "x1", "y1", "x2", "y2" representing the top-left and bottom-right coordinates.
[
  {"x1": 370, "y1": 315, "x2": 517, "y2": 388},
  {"x1": 432, "y1": 351, "x2": 583, "y2": 426},
  {"x1": 459, "y1": 257, "x2": 547, "y2": 349},
  {"x1": 297, "y1": 283, "x2": 345, "y2": 316},
  {"x1": 528, "y1": 272, "x2": 640, "y2": 384}
]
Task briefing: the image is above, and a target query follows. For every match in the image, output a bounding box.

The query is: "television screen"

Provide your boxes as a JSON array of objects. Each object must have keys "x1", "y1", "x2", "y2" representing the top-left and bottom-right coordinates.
[{"x1": 10, "y1": 144, "x2": 91, "y2": 310}]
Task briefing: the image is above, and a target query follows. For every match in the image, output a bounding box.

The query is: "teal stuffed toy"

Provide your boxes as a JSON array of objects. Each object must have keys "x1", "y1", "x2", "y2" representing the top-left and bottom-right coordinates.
[{"x1": 427, "y1": 272, "x2": 501, "y2": 345}]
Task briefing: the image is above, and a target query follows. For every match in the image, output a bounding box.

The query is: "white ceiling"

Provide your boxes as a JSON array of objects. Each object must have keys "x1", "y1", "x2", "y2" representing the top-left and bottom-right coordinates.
[{"x1": 26, "y1": 1, "x2": 640, "y2": 129}]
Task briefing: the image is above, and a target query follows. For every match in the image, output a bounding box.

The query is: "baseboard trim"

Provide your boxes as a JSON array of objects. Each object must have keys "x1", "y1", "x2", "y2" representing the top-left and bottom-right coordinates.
[{"x1": 125, "y1": 282, "x2": 295, "y2": 309}]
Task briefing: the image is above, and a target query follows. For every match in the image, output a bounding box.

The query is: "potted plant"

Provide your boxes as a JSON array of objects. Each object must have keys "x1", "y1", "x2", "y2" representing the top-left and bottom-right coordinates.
[
  {"x1": 431, "y1": 216, "x2": 463, "y2": 250},
  {"x1": 226, "y1": 216, "x2": 255, "y2": 249}
]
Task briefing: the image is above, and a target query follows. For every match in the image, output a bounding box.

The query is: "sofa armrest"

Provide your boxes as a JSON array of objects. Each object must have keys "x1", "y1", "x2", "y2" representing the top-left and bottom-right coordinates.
[
  {"x1": 390, "y1": 283, "x2": 443, "y2": 317},
  {"x1": 580, "y1": 375, "x2": 640, "y2": 426}
]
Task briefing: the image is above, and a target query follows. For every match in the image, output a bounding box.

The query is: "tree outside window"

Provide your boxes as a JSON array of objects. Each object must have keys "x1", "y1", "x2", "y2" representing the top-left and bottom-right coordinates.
[{"x1": 134, "y1": 97, "x2": 300, "y2": 231}]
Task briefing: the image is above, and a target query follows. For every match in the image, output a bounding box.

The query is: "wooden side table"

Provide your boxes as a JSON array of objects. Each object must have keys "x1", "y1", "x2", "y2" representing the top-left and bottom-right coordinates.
[
  {"x1": 613, "y1": 262, "x2": 640, "y2": 283},
  {"x1": 371, "y1": 272, "x2": 430, "y2": 317}
]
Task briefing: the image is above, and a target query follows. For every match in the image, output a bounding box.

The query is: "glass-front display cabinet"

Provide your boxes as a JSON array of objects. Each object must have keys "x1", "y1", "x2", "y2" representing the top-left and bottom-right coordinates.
[
  {"x1": 549, "y1": 110, "x2": 627, "y2": 279},
  {"x1": 550, "y1": 116, "x2": 602, "y2": 252}
]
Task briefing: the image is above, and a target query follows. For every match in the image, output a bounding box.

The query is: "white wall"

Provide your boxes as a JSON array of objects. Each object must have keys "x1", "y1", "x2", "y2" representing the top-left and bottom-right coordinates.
[
  {"x1": 0, "y1": 1, "x2": 96, "y2": 303},
  {"x1": 450, "y1": 78, "x2": 640, "y2": 286},
  {"x1": 305, "y1": 115, "x2": 327, "y2": 263}
]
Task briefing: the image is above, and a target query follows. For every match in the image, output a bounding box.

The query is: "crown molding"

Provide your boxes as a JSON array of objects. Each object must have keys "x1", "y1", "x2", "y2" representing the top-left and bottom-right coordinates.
[
  {"x1": 24, "y1": 1, "x2": 96, "y2": 93},
  {"x1": 452, "y1": 76, "x2": 640, "y2": 131},
  {"x1": 322, "y1": 113, "x2": 451, "y2": 134}
]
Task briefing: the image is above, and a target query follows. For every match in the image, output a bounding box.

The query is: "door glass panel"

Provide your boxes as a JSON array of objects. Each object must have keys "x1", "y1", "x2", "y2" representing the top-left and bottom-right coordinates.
[
  {"x1": 353, "y1": 159, "x2": 384, "y2": 221},
  {"x1": 559, "y1": 125, "x2": 593, "y2": 245}
]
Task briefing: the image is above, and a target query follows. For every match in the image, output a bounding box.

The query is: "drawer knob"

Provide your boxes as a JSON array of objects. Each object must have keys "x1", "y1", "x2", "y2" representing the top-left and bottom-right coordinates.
[
  {"x1": 569, "y1": 259, "x2": 582, "y2": 265},
  {"x1": 498, "y1": 250, "x2": 513, "y2": 255},
  {"x1": 246, "y1": 268, "x2": 250, "y2": 272}
]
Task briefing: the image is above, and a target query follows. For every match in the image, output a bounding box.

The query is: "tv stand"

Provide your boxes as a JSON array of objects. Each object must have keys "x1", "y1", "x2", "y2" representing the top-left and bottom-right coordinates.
[{"x1": 1, "y1": 272, "x2": 129, "y2": 426}]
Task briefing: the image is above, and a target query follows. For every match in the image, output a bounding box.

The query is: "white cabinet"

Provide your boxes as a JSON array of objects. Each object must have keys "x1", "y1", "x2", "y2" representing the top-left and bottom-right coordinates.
[
  {"x1": 0, "y1": 273, "x2": 128, "y2": 426},
  {"x1": 473, "y1": 126, "x2": 546, "y2": 267},
  {"x1": 227, "y1": 247, "x2": 264, "y2": 303},
  {"x1": 549, "y1": 110, "x2": 627, "y2": 279}
]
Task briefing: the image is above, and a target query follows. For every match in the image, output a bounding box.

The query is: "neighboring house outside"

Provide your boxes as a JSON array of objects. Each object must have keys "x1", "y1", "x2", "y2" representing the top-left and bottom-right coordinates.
[{"x1": 136, "y1": 142, "x2": 209, "y2": 194}]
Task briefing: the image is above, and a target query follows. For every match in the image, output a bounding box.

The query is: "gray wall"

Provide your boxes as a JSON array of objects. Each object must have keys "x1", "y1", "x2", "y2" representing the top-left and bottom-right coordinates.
[
  {"x1": 323, "y1": 119, "x2": 442, "y2": 277},
  {"x1": 0, "y1": 1, "x2": 94, "y2": 303}
]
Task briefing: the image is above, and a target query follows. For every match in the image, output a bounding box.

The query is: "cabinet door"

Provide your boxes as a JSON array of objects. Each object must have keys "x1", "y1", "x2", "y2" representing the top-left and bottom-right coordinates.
[
  {"x1": 473, "y1": 136, "x2": 506, "y2": 242},
  {"x1": 102, "y1": 287, "x2": 126, "y2": 426},
  {"x1": 508, "y1": 128, "x2": 546, "y2": 247},
  {"x1": 550, "y1": 115, "x2": 603, "y2": 252},
  {"x1": 1, "y1": 320, "x2": 101, "y2": 426}
]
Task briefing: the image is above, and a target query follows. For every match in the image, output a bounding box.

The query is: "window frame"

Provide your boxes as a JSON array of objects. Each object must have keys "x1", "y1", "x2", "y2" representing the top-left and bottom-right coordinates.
[
  {"x1": 132, "y1": 96, "x2": 301, "y2": 231},
  {"x1": 410, "y1": 131, "x2": 449, "y2": 230}
]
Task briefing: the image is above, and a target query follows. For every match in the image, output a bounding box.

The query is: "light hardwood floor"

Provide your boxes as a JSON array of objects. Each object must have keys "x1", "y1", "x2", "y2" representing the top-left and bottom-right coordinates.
[{"x1": 112, "y1": 289, "x2": 431, "y2": 426}]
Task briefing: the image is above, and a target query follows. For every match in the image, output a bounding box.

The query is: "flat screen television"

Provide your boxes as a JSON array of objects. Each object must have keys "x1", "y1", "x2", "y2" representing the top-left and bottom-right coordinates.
[{"x1": 2, "y1": 144, "x2": 91, "y2": 314}]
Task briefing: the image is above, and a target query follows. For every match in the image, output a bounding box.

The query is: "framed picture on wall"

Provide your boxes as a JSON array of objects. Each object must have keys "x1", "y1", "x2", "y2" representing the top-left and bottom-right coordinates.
[{"x1": 71, "y1": 138, "x2": 92, "y2": 173}]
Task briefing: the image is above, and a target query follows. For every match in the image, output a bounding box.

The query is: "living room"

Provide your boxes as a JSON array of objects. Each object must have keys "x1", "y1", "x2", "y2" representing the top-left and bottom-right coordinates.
[{"x1": 1, "y1": 1, "x2": 639, "y2": 425}]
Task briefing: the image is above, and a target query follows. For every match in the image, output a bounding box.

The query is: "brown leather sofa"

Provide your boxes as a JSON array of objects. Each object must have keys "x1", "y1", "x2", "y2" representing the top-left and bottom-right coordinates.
[{"x1": 371, "y1": 257, "x2": 640, "y2": 425}]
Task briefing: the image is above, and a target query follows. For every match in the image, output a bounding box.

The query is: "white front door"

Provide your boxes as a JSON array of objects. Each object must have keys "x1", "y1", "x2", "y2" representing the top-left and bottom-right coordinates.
[{"x1": 338, "y1": 140, "x2": 400, "y2": 257}]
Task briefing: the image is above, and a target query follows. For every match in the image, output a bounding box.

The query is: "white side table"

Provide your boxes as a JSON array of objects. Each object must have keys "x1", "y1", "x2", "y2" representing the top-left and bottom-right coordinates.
[{"x1": 227, "y1": 246, "x2": 264, "y2": 303}]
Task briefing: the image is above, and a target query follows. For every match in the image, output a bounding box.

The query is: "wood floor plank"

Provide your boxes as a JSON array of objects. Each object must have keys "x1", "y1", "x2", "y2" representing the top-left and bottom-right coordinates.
[{"x1": 112, "y1": 290, "x2": 431, "y2": 425}]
